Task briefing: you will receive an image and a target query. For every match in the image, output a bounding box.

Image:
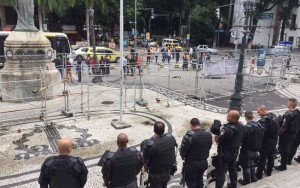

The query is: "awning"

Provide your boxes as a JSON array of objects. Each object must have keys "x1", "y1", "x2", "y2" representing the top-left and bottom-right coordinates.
[{"x1": 62, "y1": 30, "x2": 77, "y2": 34}]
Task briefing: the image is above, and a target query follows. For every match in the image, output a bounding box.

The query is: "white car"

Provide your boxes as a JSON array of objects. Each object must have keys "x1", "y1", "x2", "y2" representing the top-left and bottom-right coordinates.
[
  {"x1": 72, "y1": 47, "x2": 89, "y2": 61},
  {"x1": 196, "y1": 45, "x2": 218, "y2": 54},
  {"x1": 270, "y1": 46, "x2": 290, "y2": 56}
]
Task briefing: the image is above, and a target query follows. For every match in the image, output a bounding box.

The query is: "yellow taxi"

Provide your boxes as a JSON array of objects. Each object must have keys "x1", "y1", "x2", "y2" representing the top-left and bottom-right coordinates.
[
  {"x1": 85, "y1": 47, "x2": 120, "y2": 63},
  {"x1": 165, "y1": 43, "x2": 183, "y2": 51}
]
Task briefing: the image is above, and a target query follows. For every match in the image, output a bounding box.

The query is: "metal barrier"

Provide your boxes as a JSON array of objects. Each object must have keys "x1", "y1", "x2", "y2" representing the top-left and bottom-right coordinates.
[{"x1": 0, "y1": 50, "x2": 299, "y2": 129}]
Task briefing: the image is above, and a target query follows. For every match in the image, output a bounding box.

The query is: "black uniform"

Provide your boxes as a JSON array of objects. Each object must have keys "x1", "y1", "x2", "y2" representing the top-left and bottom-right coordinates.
[
  {"x1": 238, "y1": 121, "x2": 261, "y2": 184},
  {"x1": 256, "y1": 113, "x2": 278, "y2": 178},
  {"x1": 143, "y1": 134, "x2": 177, "y2": 188},
  {"x1": 101, "y1": 147, "x2": 143, "y2": 188},
  {"x1": 289, "y1": 110, "x2": 300, "y2": 162},
  {"x1": 214, "y1": 122, "x2": 243, "y2": 188},
  {"x1": 38, "y1": 155, "x2": 88, "y2": 188},
  {"x1": 180, "y1": 129, "x2": 212, "y2": 188},
  {"x1": 278, "y1": 110, "x2": 300, "y2": 169}
]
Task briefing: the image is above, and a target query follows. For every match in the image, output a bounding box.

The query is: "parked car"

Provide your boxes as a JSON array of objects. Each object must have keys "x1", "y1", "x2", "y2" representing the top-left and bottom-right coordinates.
[
  {"x1": 165, "y1": 43, "x2": 183, "y2": 51},
  {"x1": 269, "y1": 45, "x2": 290, "y2": 56},
  {"x1": 141, "y1": 39, "x2": 154, "y2": 47},
  {"x1": 85, "y1": 47, "x2": 120, "y2": 63},
  {"x1": 73, "y1": 47, "x2": 89, "y2": 61},
  {"x1": 196, "y1": 45, "x2": 218, "y2": 54}
]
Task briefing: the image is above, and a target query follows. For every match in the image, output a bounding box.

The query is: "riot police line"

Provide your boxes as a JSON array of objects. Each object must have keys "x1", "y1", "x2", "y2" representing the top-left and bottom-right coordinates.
[{"x1": 38, "y1": 98, "x2": 300, "y2": 188}]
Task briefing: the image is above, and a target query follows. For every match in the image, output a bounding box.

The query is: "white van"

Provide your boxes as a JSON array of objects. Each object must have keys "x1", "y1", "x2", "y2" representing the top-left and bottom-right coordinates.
[{"x1": 162, "y1": 38, "x2": 179, "y2": 47}]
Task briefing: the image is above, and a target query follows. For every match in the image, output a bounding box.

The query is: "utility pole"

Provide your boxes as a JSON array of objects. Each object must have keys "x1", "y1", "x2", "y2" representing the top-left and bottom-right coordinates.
[
  {"x1": 86, "y1": 9, "x2": 90, "y2": 47},
  {"x1": 119, "y1": 0, "x2": 124, "y2": 123},
  {"x1": 229, "y1": 0, "x2": 256, "y2": 112},
  {"x1": 134, "y1": 0, "x2": 137, "y2": 51}
]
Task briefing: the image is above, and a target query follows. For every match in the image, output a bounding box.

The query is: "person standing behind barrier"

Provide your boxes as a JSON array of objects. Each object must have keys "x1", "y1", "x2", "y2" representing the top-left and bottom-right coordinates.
[
  {"x1": 162, "y1": 48, "x2": 167, "y2": 63},
  {"x1": 137, "y1": 54, "x2": 143, "y2": 74},
  {"x1": 53, "y1": 55, "x2": 63, "y2": 77},
  {"x1": 66, "y1": 58, "x2": 73, "y2": 83},
  {"x1": 167, "y1": 49, "x2": 172, "y2": 63},
  {"x1": 172, "y1": 46, "x2": 176, "y2": 59},
  {"x1": 105, "y1": 55, "x2": 111, "y2": 75},
  {"x1": 86, "y1": 54, "x2": 91, "y2": 75},
  {"x1": 129, "y1": 54, "x2": 137, "y2": 77},
  {"x1": 189, "y1": 47, "x2": 193, "y2": 61},
  {"x1": 90, "y1": 55, "x2": 95, "y2": 75},
  {"x1": 155, "y1": 48, "x2": 159, "y2": 64},
  {"x1": 76, "y1": 60, "x2": 82, "y2": 82},
  {"x1": 238, "y1": 111, "x2": 262, "y2": 185},
  {"x1": 183, "y1": 53, "x2": 189, "y2": 71},
  {"x1": 255, "y1": 106, "x2": 278, "y2": 179},
  {"x1": 100, "y1": 133, "x2": 143, "y2": 188},
  {"x1": 38, "y1": 136, "x2": 88, "y2": 188},
  {"x1": 175, "y1": 47, "x2": 180, "y2": 63},
  {"x1": 212, "y1": 110, "x2": 243, "y2": 188},
  {"x1": 123, "y1": 56, "x2": 128, "y2": 78},
  {"x1": 141, "y1": 121, "x2": 177, "y2": 188},
  {"x1": 275, "y1": 98, "x2": 300, "y2": 171},
  {"x1": 146, "y1": 49, "x2": 151, "y2": 64},
  {"x1": 99, "y1": 56, "x2": 105, "y2": 75},
  {"x1": 180, "y1": 118, "x2": 212, "y2": 188}
]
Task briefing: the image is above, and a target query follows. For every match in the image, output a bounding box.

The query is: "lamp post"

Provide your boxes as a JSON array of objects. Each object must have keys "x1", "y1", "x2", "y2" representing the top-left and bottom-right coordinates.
[
  {"x1": 134, "y1": 0, "x2": 137, "y2": 51},
  {"x1": 229, "y1": 0, "x2": 256, "y2": 112},
  {"x1": 119, "y1": 0, "x2": 124, "y2": 123}
]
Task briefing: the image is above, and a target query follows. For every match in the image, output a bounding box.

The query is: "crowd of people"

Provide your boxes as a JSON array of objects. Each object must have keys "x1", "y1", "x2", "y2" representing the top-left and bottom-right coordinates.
[{"x1": 37, "y1": 97, "x2": 300, "y2": 188}]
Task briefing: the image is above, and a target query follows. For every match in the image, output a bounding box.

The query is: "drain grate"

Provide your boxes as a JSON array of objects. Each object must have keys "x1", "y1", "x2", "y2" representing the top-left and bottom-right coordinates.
[{"x1": 102, "y1": 101, "x2": 114, "y2": 105}]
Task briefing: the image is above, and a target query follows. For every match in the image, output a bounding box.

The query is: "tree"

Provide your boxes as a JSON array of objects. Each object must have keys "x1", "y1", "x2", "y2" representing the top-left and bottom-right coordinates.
[{"x1": 190, "y1": 1, "x2": 218, "y2": 44}]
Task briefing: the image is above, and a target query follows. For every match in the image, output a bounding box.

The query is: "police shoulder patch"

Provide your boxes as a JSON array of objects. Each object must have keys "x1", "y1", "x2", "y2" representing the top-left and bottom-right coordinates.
[
  {"x1": 187, "y1": 130, "x2": 195, "y2": 136},
  {"x1": 220, "y1": 128, "x2": 225, "y2": 135},
  {"x1": 128, "y1": 146, "x2": 137, "y2": 152}
]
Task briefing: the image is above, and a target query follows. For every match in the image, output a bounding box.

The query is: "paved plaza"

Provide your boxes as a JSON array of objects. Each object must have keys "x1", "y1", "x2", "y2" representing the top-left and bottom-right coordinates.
[{"x1": 0, "y1": 79, "x2": 300, "y2": 187}]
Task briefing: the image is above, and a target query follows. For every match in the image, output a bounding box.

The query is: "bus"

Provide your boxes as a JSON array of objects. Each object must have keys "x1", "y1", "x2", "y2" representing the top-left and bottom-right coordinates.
[{"x1": 0, "y1": 32, "x2": 72, "y2": 69}]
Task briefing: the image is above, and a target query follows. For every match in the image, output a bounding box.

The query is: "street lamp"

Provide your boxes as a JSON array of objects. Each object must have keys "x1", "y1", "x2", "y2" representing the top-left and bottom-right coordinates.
[
  {"x1": 134, "y1": 0, "x2": 137, "y2": 51},
  {"x1": 229, "y1": 0, "x2": 256, "y2": 112}
]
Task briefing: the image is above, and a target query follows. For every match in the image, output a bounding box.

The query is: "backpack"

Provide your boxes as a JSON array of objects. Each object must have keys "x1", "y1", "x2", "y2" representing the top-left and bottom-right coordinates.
[
  {"x1": 286, "y1": 109, "x2": 300, "y2": 134},
  {"x1": 246, "y1": 123, "x2": 264, "y2": 151},
  {"x1": 228, "y1": 124, "x2": 243, "y2": 155}
]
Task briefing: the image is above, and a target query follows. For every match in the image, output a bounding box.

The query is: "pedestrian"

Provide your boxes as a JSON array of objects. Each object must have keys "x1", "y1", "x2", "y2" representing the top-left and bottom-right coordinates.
[
  {"x1": 180, "y1": 118, "x2": 212, "y2": 188},
  {"x1": 212, "y1": 110, "x2": 243, "y2": 188},
  {"x1": 141, "y1": 121, "x2": 177, "y2": 188},
  {"x1": 123, "y1": 56, "x2": 128, "y2": 78},
  {"x1": 99, "y1": 56, "x2": 105, "y2": 75},
  {"x1": 189, "y1": 47, "x2": 193, "y2": 61},
  {"x1": 191, "y1": 50, "x2": 197, "y2": 70},
  {"x1": 167, "y1": 49, "x2": 172, "y2": 63},
  {"x1": 288, "y1": 100, "x2": 300, "y2": 164},
  {"x1": 53, "y1": 55, "x2": 63, "y2": 77},
  {"x1": 183, "y1": 52, "x2": 189, "y2": 71},
  {"x1": 155, "y1": 48, "x2": 159, "y2": 64},
  {"x1": 286, "y1": 56, "x2": 291, "y2": 70},
  {"x1": 65, "y1": 58, "x2": 73, "y2": 83},
  {"x1": 99, "y1": 133, "x2": 143, "y2": 188},
  {"x1": 105, "y1": 55, "x2": 111, "y2": 75},
  {"x1": 172, "y1": 47, "x2": 176, "y2": 59},
  {"x1": 129, "y1": 54, "x2": 136, "y2": 77},
  {"x1": 86, "y1": 54, "x2": 91, "y2": 75},
  {"x1": 162, "y1": 48, "x2": 167, "y2": 63},
  {"x1": 238, "y1": 111, "x2": 263, "y2": 185},
  {"x1": 176, "y1": 47, "x2": 180, "y2": 63},
  {"x1": 146, "y1": 49, "x2": 151, "y2": 64},
  {"x1": 90, "y1": 55, "x2": 95, "y2": 74},
  {"x1": 38, "y1": 136, "x2": 88, "y2": 188},
  {"x1": 275, "y1": 98, "x2": 300, "y2": 170},
  {"x1": 76, "y1": 60, "x2": 82, "y2": 82},
  {"x1": 137, "y1": 54, "x2": 143, "y2": 74},
  {"x1": 249, "y1": 56, "x2": 255, "y2": 74},
  {"x1": 255, "y1": 105, "x2": 278, "y2": 179}
]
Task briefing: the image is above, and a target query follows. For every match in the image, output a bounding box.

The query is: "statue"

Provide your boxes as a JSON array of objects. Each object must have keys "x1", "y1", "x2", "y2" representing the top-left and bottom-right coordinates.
[{"x1": 14, "y1": 0, "x2": 38, "y2": 31}]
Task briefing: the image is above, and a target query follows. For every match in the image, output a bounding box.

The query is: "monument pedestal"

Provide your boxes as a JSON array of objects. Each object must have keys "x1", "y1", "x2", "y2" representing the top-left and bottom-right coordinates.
[{"x1": 0, "y1": 31, "x2": 61, "y2": 102}]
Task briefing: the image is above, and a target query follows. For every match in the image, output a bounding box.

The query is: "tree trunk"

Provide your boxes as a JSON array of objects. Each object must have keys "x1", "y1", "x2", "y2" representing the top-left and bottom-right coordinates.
[
  {"x1": 272, "y1": 3, "x2": 283, "y2": 45},
  {"x1": 38, "y1": 6, "x2": 43, "y2": 31},
  {"x1": 280, "y1": 18, "x2": 286, "y2": 41}
]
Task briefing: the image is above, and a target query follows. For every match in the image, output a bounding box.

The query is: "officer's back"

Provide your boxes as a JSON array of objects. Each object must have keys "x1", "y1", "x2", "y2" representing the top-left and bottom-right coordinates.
[
  {"x1": 180, "y1": 118, "x2": 212, "y2": 188},
  {"x1": 38, "y1": 137, "x2": 88, "y2": 188},
  {"x1": 100, "y1": 133, "x2": 142, "y2": 188},
  {"x1": 143, "y1": 121, "x2": 177, "y2": 188}
]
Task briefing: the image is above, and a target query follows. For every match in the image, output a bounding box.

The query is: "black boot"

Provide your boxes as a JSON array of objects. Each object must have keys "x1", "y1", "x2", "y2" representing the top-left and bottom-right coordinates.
[
  {"x1": 294, "y1": 156, "x2": 300, "y2": 163},
  {"x1": 251, "y1": 175, "x2": 257, "y2": 182},
  {"x1": 238, "y1": 178, "x2": 250, "y2": 185},
  {"x1": 264, "y1": 168, "x2": 272, "y2": 176},
  {"x1": 274, "y1": 165, "x2": 286, "y2": 171}
]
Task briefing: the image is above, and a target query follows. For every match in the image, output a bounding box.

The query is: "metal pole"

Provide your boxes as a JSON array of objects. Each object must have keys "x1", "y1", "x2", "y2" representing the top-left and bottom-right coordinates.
[
  {"x1": 120, "y1": 0, "x2": 124, "y2": 123},
  {"x1": 134, "y1": 0, "x2": 137, "y2": 51},
  {"x1": 86, "y1": 9, "x2": 90, "y2": 47},
  {"x1": 235, "y1": 28, "x2": 238, "y2": 58},
  {"x1": 229, "y1": 1, "x2": 253, "y2": 112}
]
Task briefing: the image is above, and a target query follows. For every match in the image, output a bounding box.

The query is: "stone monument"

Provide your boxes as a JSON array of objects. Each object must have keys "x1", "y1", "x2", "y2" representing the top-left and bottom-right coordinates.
[{"x1": 0, "y1": 0, "x2": 61, "y2": 101}]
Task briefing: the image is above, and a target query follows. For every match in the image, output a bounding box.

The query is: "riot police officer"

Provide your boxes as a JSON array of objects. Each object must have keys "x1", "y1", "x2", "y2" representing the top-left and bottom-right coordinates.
[
  {"x1": 142, "y1": 121, "x2": 177, "y2": 188},
  {"x1": 213, "y1": 110, "x2": 243, "y2": 188},
  {"x1": 38, "y1": 136, "x2": 88, "y2": 188},
  {"x1": 100, "y1": 133, "x2": 143, "y2": 188},
  {"x1": 275, "y1": 98, "x2": 300, "y2": 171},
  {"x1": 180, "y1": 118, "x2": 212, "y2": 188},
  {"x1": 238, "y1": 111, "x2": 262, "y2": 185},
  {"x1": 256, "y1": 105, "x2": 278, "y2": 179}
]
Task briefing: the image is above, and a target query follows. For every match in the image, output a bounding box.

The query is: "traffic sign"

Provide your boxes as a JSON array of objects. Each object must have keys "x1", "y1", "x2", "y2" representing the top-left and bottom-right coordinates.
[
  {"x1": 146, "y1": 32, "x2": 150, "y2": 40},
  {"x1": 234, "y1": 40, "x2": 238, "y2": 45},
  {"x1": 258, "y1": 13, "x2": 273, "y2": 20},
  {"x1": 215, "y1": 29, "x2": 224, "y2": 33}
]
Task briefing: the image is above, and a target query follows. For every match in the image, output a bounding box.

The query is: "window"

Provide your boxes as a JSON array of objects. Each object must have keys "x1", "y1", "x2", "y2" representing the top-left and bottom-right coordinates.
[
  {"x1": 290, "y1": 14, "x2": 297, "y2": 30},
  {"x1": 296, "y1": 37, "x2": 300, "y2": 47},
  {"x1": 81, "y1": 48, "x2": 88, "y2": 52},
  {"x1": 105, "y1": 50, "x2": 113, "y2": 54},
  {"x1": 288, "y1": 36, "x2": 294, "y2": 43}
]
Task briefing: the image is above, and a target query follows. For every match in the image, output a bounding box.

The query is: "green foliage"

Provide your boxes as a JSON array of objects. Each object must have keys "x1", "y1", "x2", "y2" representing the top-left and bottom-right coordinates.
[{"x1": 190, "y1": 1, "x2": 218, "y2": 44}]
